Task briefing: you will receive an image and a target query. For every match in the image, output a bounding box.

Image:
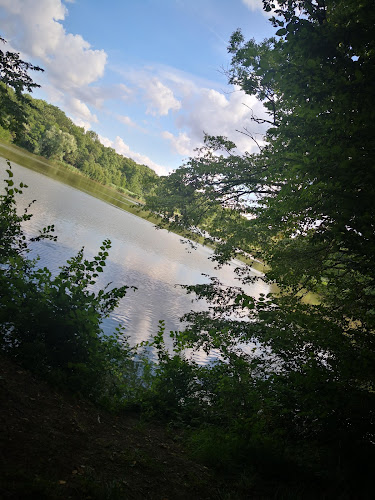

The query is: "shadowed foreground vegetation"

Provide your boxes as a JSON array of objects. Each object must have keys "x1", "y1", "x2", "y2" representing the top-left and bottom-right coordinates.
[
  {"x1": 0, "y1": 354, "x2": 216, "y2": 500},
  {"x1": 1, "y1": 164, "x2": 373, "y2": 499},
  {"x1": 1, "y1": 1, "x2": 375, "y2": 498}
]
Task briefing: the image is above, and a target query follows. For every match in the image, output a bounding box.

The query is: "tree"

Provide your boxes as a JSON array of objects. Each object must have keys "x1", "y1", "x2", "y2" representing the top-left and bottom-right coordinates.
[
  {"x1": 145, "y1": 0, "x2": 375, "y2": 491},
  {"x1": 40, "y1": 125, "x2": 77, "y2": 161},
  {"x1": 0, "y1": 36, "x2": 43, "y2": 137}
]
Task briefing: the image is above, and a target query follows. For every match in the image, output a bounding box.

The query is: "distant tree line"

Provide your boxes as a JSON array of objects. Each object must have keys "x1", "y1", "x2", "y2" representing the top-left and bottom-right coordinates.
[{"x1": 0, "y1": 43, "x2": 159, "y2": 200}]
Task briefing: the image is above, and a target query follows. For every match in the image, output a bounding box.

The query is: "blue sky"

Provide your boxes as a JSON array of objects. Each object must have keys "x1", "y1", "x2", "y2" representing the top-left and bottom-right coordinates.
[{"x1": 0, "y1": 0, "x2": 275, "y2": 175}]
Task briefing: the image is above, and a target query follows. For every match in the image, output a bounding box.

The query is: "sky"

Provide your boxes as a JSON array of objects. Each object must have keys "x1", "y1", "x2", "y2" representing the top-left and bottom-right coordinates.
[{"x1": 0, "y1": 0, "x2": 275, "y2": 175}]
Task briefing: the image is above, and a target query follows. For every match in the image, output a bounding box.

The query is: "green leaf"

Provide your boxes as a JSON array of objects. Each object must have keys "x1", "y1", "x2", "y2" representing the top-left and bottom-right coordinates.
[{"x1": 275, "y1": 28, "x2": 287, "y2": 36}]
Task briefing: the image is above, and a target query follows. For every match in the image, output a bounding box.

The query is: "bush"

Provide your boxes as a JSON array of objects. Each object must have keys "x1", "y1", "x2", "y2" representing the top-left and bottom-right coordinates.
[{"x1": 0, "y1": 164, "x2": 136, "y2": 399}]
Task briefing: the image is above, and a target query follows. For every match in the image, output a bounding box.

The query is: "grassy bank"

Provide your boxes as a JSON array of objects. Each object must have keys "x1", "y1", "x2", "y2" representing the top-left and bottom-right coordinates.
[{"x1": 0, "y1": 141, "x2": 144, "y2": 209}]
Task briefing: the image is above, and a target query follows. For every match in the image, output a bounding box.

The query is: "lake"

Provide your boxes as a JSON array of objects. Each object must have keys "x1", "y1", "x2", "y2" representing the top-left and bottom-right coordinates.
[{"x1": 0, "y1": 155, "x2": 270, "y2": 363}]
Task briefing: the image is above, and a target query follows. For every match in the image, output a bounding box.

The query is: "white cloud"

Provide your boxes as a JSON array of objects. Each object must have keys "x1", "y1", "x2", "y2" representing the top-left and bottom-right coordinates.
[
  {"x1": 0, "y1": 1, "x2": 269, "y2": 173},
  {"x1": 116, "y1": 114, "x2": 148, "y2": 134},
  {"x1": 49, "y1": 33, "x2": 106, "y2": 89},
  {"x1": 67, "y1": 97, "x2": 98, "y2": 124},
  {"x1": 118, "y1": 83, "x2": 133, "y2": 100},
  {"x1": 0, "y1": 0, "x2": 109, "y2": 133},
  {"x1": 97, "y1": 134, "x2": 112, "y2": 148},
  {"x1": 71, "y1": 117, "x2": 92, "y2": 131},
  {"x1": 0, "y1": 0, "x2": 107, "y2": 91},
  {"x1": 116, "y1": 64, "x2": 268, "y2": 157},
  {"x1": 98, "y1": 135, "x2": 168, "y2": 176},
  {"x1": 155, "y1": 68, "x2": 198, "y2": 99},
  {"x1": 171, "y1": 86, "x2": 269, "y2": 156},
  {"x1": 114, "y1": 63, "x2": 219, "y2": 102},
  {"x1": 114, "y1": 64, "x2": 268, "y2": 158},
  {"x1": 40, "y1": 86, "x2": 99, "y2": 130},
  {"x1": 242, "y1": 0, "x2": 264, "y2": 12},
  {"x1": 117, "y1": 115, "x2": 137, "y2": 128},
  {"x1": 242, "y1": 0, "x2": 279, "y2": 16},
  {"x1": 162, "y1": 131, "x2": 192, "y2": 156},
  {"x1": 143, "y1": 78, "x2": 181, "y2": 116},
  {"x1": 41, "y1": 84, "x2": 64, "y2": 104}
]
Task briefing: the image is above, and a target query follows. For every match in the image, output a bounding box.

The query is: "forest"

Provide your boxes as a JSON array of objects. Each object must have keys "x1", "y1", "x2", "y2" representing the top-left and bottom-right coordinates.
[
  {"x1": 1, "y1": 0, "x2": 375, "y2": 498},
  {"x1": 0, "y1": 55, "x2": 159, "y2": 199}
]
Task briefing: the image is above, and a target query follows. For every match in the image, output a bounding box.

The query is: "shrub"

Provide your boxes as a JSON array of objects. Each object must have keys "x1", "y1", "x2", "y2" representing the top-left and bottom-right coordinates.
[{"x1": 0, "y1": 164, "x2": 136, "y2": 399}]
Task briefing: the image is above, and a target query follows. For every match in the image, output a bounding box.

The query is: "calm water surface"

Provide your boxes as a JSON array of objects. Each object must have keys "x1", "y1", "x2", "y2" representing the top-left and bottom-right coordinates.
[{"x1": 1, "y1": 157, "x2": 269, "y2": 363}]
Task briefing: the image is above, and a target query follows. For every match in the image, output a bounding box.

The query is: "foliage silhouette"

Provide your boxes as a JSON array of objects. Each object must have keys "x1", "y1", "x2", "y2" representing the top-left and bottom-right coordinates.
[
  {"x1": 144, "y1": 0, "x2": 375, "y2": 495},
  {"x1": 0, "y1": 164, "x2": 136, "y2": 398},
  {"x1": 0, "y1": 35, "x2": 43, "y2": 138}
]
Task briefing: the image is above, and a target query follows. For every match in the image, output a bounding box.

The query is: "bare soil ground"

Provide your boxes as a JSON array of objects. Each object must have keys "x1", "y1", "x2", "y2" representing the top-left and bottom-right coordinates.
[{"x1": 0, "y1": 354, "x2": 217, "y2": 499}]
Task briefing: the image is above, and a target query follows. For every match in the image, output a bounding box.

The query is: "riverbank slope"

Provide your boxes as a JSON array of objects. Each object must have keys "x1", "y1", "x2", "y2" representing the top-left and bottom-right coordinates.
[{"x1": 0, "y1": 354, "x2": 216, "y2": 500}]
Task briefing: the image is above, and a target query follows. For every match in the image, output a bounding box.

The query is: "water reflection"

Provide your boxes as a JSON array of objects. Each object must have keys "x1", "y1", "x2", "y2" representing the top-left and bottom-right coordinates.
[{"x1": 1, "y1": 158, "x2": 270, "y2": 363}]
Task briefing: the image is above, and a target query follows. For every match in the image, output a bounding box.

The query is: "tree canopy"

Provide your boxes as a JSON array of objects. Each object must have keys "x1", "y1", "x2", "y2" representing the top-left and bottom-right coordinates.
[
  {"x1": 0, "y1": 35, "x2": 159, "y2": 199},
  {"x1": 147, "y1": 0, "x2": 375, "y2": 331},
  {"x1": 0, "y1": 35, "x2": 43, "y2": 138},
  {"x1": 1, "y1": 92, "x2": 159, "y2": 198},
  {"x1": 145, "y1": 0, "x2": 375, "y2": 491}
]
